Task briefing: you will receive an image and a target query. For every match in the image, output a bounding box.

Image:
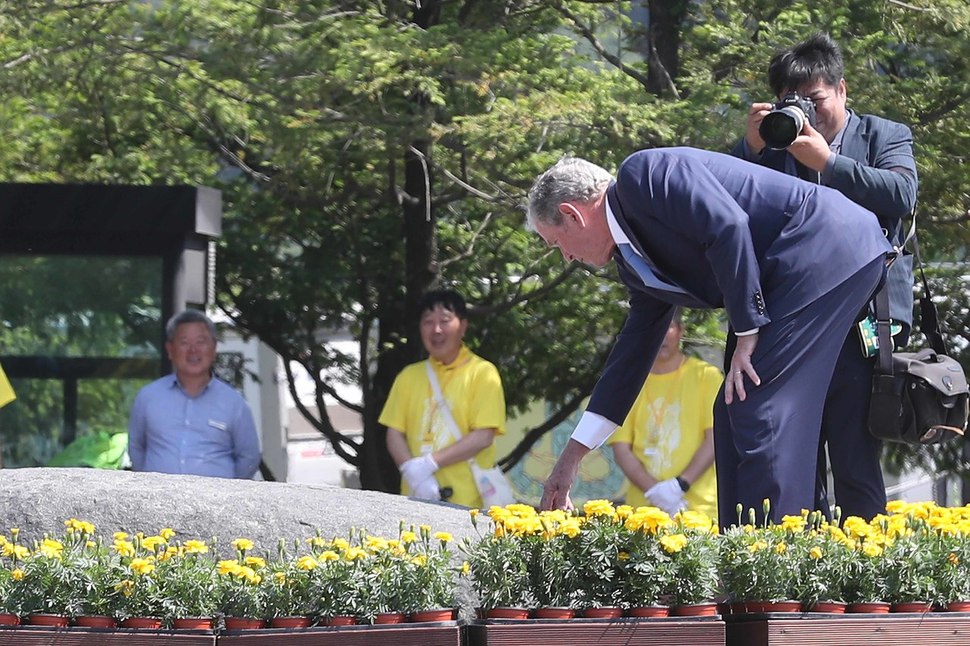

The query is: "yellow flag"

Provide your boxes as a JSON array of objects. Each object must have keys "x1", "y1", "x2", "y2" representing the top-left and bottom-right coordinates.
[{"x1": 0, "y1": 363, "x2": 15, "y2": 408}]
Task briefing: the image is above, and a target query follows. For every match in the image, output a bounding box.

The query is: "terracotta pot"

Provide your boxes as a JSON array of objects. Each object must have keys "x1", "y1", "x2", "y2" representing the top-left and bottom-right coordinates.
[
  {"x1": 670, "y1": 603, "x2": 718, "y2": 617},
  {"x1": 0, "y1": 613, "x2": 20, "y2": 626},
  {"x1": 946, "y1": 600, "x2": 970, "y2": 612},
  {"x1": 847, "y1": 602, "x2": 891, "y2": 614},
  {"x1": 804, "y1": 601, "x2": 847, "y2": 613},
  {"x1": 374, "y1": 612, "x2": 407, "y2": 624},
  {"x1": 323, "y1": 614, "x2": 357, "y2": 626},
  {"x1": 627, "y1": 605, "x2": 669, "y2": 618},
  {"x1": 410, "y1": 608, "x2": 455, "y2": 622},
  {"x1": 224, "y1": 617, "x2": 268, "y2": 630},
  {"x1": 172, "y1": 616, "x2": 212, "y2": 630},
  {"x1": 27, "y1": 613, "x2": 70, "y2": 627},
  {"x1": 582, "y1": 606, "x2": 623, "y2": 619},
  {"x1": 891, "y1": 601, "x2": 933, "y2": 613},
  {"x1": 74, "y1": 614, "x2": 118, "y2": 628},
  {"x1": 120, "y1": 616, "x2": 163, "y2": 629},
  {"x1": 745, "y1": 600, "x2": 801, "y2": 613},
  {"x1": 485, "y1": 607, "x2": 531, "y2": 620},
  {"x1": 533, "y1": 607, "x2": 576, "y2": 619},
  {"x1": 270, "y1": 616, "x2": 312, "y2": 629}
]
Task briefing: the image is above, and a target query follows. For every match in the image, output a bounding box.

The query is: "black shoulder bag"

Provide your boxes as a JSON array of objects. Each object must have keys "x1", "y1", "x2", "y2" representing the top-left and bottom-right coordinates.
[{"x1": 868, "y1": 215, "x2": 969, "y2": 444}]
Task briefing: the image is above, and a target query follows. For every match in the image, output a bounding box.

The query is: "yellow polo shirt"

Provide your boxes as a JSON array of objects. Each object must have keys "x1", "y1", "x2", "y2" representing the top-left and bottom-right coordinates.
[{"x1": 379, "y1": 345, "x2": 506, "y2": 508}]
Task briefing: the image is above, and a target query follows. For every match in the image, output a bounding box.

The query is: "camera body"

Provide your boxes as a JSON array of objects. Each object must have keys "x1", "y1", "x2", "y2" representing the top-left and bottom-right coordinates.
[{"x1": 759, "y1": 93, "x2": 817, "y2": 150}]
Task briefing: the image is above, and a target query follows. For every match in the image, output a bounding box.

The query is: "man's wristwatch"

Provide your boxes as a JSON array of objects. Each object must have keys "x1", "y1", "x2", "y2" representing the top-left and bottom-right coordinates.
[{"x1": 675, "y1": 475, "x2": 691, "y2": 493}]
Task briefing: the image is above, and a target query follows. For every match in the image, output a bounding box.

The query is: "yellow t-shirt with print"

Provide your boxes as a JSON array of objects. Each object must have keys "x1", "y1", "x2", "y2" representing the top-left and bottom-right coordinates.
[
  {"x1": 608, "y1": 356, "x2": 721, "y2": 520},
  {"x1": 379, "y1": 345, "x2": 506, "y2": 508}
]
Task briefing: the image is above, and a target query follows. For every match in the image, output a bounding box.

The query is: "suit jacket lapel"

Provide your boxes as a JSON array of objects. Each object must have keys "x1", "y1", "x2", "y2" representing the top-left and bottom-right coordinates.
[{"x1": 839, "y1": 110, "x2": 867, "y2": 162}]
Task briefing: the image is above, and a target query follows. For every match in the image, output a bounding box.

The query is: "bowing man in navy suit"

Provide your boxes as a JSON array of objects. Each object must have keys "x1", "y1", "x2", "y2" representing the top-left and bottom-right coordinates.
[{"x1": 528, "y1": 147, "x2": 893, "y2": 526}]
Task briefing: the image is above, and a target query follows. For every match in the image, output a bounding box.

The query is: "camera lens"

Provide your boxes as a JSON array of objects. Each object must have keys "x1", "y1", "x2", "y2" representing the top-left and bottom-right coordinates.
[{"x1": 759, "y1": 106, "x2": 806, "y2": 150}]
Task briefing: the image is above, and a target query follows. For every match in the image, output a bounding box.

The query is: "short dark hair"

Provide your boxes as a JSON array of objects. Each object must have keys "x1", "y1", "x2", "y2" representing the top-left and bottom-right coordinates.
[
  {"x1": 417, "y1": 289, "x2": 467, "y2": 320},
  {"x1": 767, "y1": 32, "x2": 844, "y2": 97}
]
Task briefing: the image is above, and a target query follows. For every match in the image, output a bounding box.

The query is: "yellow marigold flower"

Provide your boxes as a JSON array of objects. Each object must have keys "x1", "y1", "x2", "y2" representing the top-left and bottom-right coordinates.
[
  {"x1": 114, "y1": 531, "x2": 129, "y2": 541},
  {"x1": 85, "y1": 540, "x2": 96, "y2": 549},
  {"x1": 236, "y1": 565, "x2": 258, "y2": 582},
  {"x1": 39, "y1": 538, "x2": 64, "y2": 559},
  {"x1": 775, "y1": 542, "x2": 787, "y2": 554},
  {"x1": 583, "y1": 499, "x2": 616, "y2": 518},
  {"x1": 10, "y1": 545, "x2": 29, "y2": 560},
  {"x1": 660, "y1": 533, "x2": 688, "y2": 554},
  {"x1": 245, "y1": 556, "x2": 266, "y2": 569},
  {"x1": 366, "y1": 536, "x2": 390, "y2": 552},
  {"x1": 218, "y1": 560, "x2": 241, "y2": 576},
  {"x1": 400, "y1": 531, "x2": 418, "y2": 544},
  {"x1": 2, "y1": 543, "x2": 13, "y2": 557},
  {"x1": 0, "y1": 536, "x2": 7, "y2": 547},
  {"x1": 318, "y1": 551, "x2": 339, "y2": 562},
  {"x1": 331, "y1": 538, "x2": 350, "y2": 551},
  {"x1": 308, "y1": 536, "x2": 328, "y2": 548},
  {"x1": 469, "y1": 509, "x2": 480, "y2": 520},
  {"x1": 158, "y1": 546, "x2": 178, "y2": 562},
  {"x1": 678, "y1": 510, "x2": 714, "y2": 532},
  {"x1": 862, "y1": 543, "x2": 883, "y2": 558},
  {"x1": 115, "y1": 579, "x2": 134, "y2": 597},
  {"x1": 749, "y1": 540, "x2": 768, "y2": 553},
  {"x1": 296, "y1": 555, "x2": 319, "y2": 570},
  {"x1": 461, "y1": 561, "x2": 471, "y2": 576},
  {"x1": 231, "y1": 538, "x2": 255, "y2": 552},
  {"x1": 618, "y1": 551, "x2": 630, "y2": 561},
  {"x1": 344, "y1": 547, "x2": 367, "y2": 561},
  {"x1": 949, "y1": 552, "x2": 960, "y2": 566},
  {"x1": 183, "y1": 540, "x2": 208, "y2": 554},
  {"x1": 809, "y1": 546, "x2": 824, "y2": 560},
  {"x1": 130, "y1": 557, "x2": 155, "y2": 575},
  {"x1": 433, "y1": 531, "x2": 453, "y2": 543},
  {"x1": 558, "y1": 518, "x2": 582, "y2": 538},
  {"x1": 274, "y1": 572, "x2": 287, "y2": 584},
  {"x1": 113, "y1": 539, "x2": 135, "y2": 557},
  {"x1": 142, "y1": 536, "x2": 165, "y2": 551},
  {"x1": 616, "y1": 505, "x2": 634, "y2": 520},
  {"x1": 412, "y1": 554, "x2": 428, "y2": 567},
  {"x1": 780, "y1": 515, "x2": 806, "y2": 533},
  {"x1": 159, "y1": 528, "x2": 176, "y2": 540},
  {"x1": 11, "y1": 569, "x2": 23, "y2": 581}
]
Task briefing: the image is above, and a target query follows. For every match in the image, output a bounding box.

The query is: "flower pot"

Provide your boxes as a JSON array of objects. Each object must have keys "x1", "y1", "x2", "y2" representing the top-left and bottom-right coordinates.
[
  {"x1": 27, "y1": 613, "x2": 70, "y2": 628},
  {"x1": 120, "y1": 616, "x2": 163, "y2": 629},
  {"x1": 173, "y1": 616, "x2": 212, "y2": 630},
  {"x1": 891, "y1": 601, "x2": 933, "y2": 613},
  {"x1": 270, "y1": 616, "x2": 311, "y2": 628},
  {"x1": 946, "y1": 600, "x2": 970, "y2": 612},
  {"x1": 224, "y1": 616, "x2": 268, "y2": 630},
  {"x1": 582, "y1": 606, "x2": 623, "y2": 619},
  {"x1": 670, "y1": 603, "x2": 718, "y2": 617},
  {"x1": 0, "y1": 613, "x2": 20, "y2": 626},
  {"x1": 745, "y1": 600, "x2": 801, "y2": 613},
  {"x1": 323, "y1": 614, "x2": 357, "y2": 626},
  {"x1": 803, "y1": 601, "x2": 847, "y2": 613},
  {"x1": 410, "y1": 608, "x2": 455, "y2": 623},
  {"x1": 533, "y1": 607, "x2": 576, "y2": 619},
  {"x1": 847, "y1": 602, "x2": 890, "y2": 614},
  {"x1": 485, "y1": 607, "x2": 530, "y2": 620},
  {"x1": 374, "y1": 612, "x2": 407, "y2": 624},
  {"x1": 74, "y1": 614, "x2": 118, "y2": 628},
  {"x1": 627, "y1": 605, "x2": 669, "y2": 618}
]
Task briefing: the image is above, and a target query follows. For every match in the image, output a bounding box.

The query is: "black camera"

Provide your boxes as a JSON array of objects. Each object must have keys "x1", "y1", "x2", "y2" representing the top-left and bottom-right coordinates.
[{"x1": 759, "y1": 93, "x2": 817, "y2": 150}]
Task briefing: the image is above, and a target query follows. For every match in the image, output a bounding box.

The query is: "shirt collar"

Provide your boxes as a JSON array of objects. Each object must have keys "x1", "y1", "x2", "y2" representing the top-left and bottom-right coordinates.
[
  {"x1": 429, "y1": 344, "x2": 471, "y2": 371},
  {"x1": 829, "y1": 109, "x2": 851, "y2": 153},
  {"x1": 605, "y1": 189, "x2": 630, "y2": 246}
]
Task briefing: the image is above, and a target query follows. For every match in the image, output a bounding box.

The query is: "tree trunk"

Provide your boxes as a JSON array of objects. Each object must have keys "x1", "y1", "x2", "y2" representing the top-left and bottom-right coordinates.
[{"x1": 636, "y1": 1, "x2": 687, "y2": 97}]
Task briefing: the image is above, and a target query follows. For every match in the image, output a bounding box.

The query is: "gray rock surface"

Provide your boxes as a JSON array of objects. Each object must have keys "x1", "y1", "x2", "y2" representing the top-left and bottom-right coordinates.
[{"x1": 0, "y1": 468, "x2": 481, "y2": 552}]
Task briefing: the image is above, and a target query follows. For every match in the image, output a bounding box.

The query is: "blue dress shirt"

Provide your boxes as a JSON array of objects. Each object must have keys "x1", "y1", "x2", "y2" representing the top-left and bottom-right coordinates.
[{"x1": 128, "y1": 375, "x2": 261, "y2": 478}]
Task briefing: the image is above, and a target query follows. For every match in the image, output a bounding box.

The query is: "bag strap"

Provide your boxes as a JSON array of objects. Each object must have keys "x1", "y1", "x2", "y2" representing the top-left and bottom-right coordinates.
[
  {"x1": 425, "y1": 361, "x2": 464, "y2": 444},
  {"x1": 873, "y1": 207, "x2": 946, "y2": 377}
]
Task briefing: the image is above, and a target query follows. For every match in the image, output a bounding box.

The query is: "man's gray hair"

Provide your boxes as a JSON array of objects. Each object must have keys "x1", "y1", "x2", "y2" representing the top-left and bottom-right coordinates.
[
  {"x1": 526, "y1": 157, "x2": 613, "y2": 229},
  {"x1": 165, "y1": 309, "x2": 217, "y2": 342}
]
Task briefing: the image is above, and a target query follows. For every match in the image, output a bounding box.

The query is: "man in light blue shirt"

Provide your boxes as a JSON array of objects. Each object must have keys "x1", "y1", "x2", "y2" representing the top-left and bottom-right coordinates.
[{"x1": 128, "y1": 310, "x2": 261, "y2": 479}]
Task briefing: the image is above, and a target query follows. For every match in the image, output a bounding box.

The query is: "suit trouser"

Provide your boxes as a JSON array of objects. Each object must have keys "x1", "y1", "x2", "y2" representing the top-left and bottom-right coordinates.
[
  {"x1": 813, "y1": 331, "x2": 888, "y2": 520},
  {"x1": 713, "y1": 256, "x2": 886, "y2": 527}
]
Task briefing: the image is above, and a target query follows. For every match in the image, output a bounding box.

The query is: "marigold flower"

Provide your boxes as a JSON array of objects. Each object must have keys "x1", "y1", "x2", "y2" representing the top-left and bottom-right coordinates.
[
  {"x1": 583, "y1": 499, "x2": 616, "y2": 518},
  {"x1": 231, "y1": 538, "x2": 255, "y2": 552},
  {"x1": 317, "y1": 551, "x2": 338, "y2": 563},
  {"x1": 809, "y1": 546, "x2": 824, "y2": 560},
  {"x1": 218, "y1": 559, "x2": 241, "y2": 576},
  {"x1": 10, "y1": 569, "x2": 23, "y2": 581},
  {"x1": 433, "y1": 531, "x2": 453, "y2": 543},
  {"x1": 296, "y1": 555, "x2": 319, "y2": 570},
  {"x1": 113, "y1": 531, "x2": 129, "y2": 541},
  {"x1": 660, "y1": 533, "x2": 688, "y2": 554},
  {"x1": 131, "y1": 557, "x2": 155, "y2": 575},
  {"x1": 142, "y1": 536, "x2": 166, "y2": 551},
  {"x1": 183, "y1": 540, "x2": 209, "y2": 554},
  {"x1": 400, "y1": 530, "x2": 418, "y2": 544},
  {"x1": 245, "y1": 556, "x2": 266, "y2": 569},
  {"x1": 159, "y1": 528, "x2": 176, "y2": 540},
  {"x1": 39, "y1": 538, "x2": 64, "y2": 559}
]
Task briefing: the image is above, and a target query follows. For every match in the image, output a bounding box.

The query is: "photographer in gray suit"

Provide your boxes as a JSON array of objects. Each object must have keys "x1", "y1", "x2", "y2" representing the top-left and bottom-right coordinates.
[{"x1": 733, "y1": 33, "x2": 918, "y2": 520}]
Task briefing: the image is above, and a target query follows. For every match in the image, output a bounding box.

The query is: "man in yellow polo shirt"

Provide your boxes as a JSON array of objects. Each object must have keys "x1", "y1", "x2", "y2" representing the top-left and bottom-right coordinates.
[
  {"x1": 380, "y1": 289, "x2": 507, "y2": 507},
  {"x1": 608, "y1": 308, "x2": 721, "y2": 520}
]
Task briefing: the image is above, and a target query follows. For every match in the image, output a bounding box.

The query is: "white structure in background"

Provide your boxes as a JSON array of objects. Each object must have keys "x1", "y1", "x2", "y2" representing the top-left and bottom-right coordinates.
[{"x1": 219, "y1": 326, "x2": 362, "y2": 486}]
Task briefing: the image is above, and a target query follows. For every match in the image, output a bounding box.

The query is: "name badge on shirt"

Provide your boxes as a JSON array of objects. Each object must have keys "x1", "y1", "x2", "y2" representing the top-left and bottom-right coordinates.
[{"x1": 208, "y1": 419, "x2": 228, "y2": 431}]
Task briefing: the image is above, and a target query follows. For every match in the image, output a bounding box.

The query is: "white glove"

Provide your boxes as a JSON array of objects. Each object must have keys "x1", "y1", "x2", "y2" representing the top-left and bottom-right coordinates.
[
  {"x1": 411, "y1": 475, "x2": 442, "y2": 501},
  {"x1": 646, "y1": 478, "x2": 687, "y2": 516},
  {"x1": 400, "y1": 454, "x2": 439, "y2": 491}
]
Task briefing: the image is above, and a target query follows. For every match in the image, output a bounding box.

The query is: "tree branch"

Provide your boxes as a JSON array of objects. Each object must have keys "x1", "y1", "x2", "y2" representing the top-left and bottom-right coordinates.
[{"x1": 555, "y1": 3, "x2": 653, "y2": 91}]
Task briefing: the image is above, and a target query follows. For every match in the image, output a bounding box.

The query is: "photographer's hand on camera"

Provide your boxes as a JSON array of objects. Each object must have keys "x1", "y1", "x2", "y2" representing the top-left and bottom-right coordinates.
[
  {"x1": 744, "y1": 101, "x2": 775, "y2": 154},
  {"x1": 784, "y1": 121, "x2": 831, "y2": 173}
]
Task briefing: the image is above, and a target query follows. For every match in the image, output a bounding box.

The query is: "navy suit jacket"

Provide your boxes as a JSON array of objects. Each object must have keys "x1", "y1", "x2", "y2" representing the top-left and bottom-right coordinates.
[
  {"x1": 588, "y1": 147, "x2": 893, "y2": 426},
  {"x1": 731, "y1": 111, "x2": 917, "y2": 326}
]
